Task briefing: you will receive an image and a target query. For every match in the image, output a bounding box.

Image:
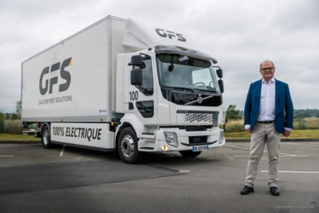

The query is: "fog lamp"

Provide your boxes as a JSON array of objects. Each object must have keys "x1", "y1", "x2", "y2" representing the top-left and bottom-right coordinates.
[{"x1": 161, "y1": 145, "x2": 169, "y2": 151}]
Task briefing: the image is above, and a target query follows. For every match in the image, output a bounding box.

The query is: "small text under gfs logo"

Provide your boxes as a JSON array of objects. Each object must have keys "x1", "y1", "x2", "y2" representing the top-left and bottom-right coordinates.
[
  {"x1": 155, "y1": 29, "x2": 186, "y2": 42},
  {"x1": 39, "y1": 58, "x2": 72, "y2": 95}
]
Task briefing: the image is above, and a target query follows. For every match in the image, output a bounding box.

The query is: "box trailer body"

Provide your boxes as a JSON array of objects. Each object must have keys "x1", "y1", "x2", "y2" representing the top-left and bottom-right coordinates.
[{"x1": 21, "y1": 16, "x2": 226, "y2": 163}]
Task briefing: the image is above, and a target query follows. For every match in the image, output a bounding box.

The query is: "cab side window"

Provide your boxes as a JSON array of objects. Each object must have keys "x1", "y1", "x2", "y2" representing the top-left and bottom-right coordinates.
[{"x1": 141, "y1": 58, "x2": 153, "y2": 94}]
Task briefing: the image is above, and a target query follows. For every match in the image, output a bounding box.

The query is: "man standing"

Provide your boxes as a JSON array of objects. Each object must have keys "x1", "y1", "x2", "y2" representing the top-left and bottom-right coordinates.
[{"x1": 240, "y1": 60, "x2": 293, "y2": 196}]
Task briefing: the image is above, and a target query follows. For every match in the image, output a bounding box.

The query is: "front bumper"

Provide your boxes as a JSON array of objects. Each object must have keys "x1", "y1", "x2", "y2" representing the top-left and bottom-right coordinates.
[{"x1": 138, "y1": 127, "x2": 225, "y2": 152}]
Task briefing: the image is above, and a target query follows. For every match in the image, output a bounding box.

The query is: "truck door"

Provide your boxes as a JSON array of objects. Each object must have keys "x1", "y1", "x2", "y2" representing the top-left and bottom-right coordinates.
[{"x1": 126, "y1": 52, "x2": 157, "y2": 125}]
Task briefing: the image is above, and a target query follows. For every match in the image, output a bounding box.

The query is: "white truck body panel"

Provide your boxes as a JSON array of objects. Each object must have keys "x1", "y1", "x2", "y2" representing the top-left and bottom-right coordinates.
[
  {"x1": 22, "y1": 16, "x2": 127, "y2": 122},
  {"x1": 51, "y1": 123, "x2": 114, "y2": 149}
]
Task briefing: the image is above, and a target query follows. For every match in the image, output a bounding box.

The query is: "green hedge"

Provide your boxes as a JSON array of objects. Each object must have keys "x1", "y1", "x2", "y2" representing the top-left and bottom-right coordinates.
[
  {"x1": 224, "y1": 118, "x2": 319, "y2": 132},
  {"x1": 0, "y1": 118, "x2": 38, "y2": 134},
  {"x1": 1, "y1": 118, "x2": 318, "y2": 134}
]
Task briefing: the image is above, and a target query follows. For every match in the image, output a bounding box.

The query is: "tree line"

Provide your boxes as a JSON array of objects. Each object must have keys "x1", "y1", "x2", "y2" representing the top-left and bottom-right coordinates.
[
  {"x1": 1, "y1": 102, "x2": 318, "y2": 121},
  {"x1": 0, "y1": 100, "x2": 21, "y2": 120},
  {"x1": 226, "y1": 105, "x2": 319, "y2": 121}
]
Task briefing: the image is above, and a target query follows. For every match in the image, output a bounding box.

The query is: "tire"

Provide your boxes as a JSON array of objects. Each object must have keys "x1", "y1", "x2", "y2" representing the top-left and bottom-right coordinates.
[
  {"x1": 41, "y1": 125, "x2": 53, "y2": 149},
  {"x1": 117, "y1": 127, "x2": 142, "y2": 164},
  {"x1": 179, "y1": 150, "x2": 202, "y2": 158}
]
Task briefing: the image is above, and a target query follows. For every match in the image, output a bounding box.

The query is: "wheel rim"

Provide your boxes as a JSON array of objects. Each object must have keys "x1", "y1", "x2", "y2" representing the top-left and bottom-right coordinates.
[
  {"x1": 120, "y1": 135, "x2": 134, "y2": 158},
  {"x1": 43, "y1": 130, "x2": 49, "y2": 145}
]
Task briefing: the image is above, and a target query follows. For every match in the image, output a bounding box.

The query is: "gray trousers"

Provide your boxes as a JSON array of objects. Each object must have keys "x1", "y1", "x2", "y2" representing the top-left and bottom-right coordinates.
[{"x1": 245, "y1": 122, "x2": 281, "y2": 187}]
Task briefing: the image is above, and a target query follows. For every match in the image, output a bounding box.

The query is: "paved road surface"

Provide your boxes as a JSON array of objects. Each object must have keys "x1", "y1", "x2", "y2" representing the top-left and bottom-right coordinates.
[{"x1": 0, "y1": 142, "x2": 318, "y2": 213}]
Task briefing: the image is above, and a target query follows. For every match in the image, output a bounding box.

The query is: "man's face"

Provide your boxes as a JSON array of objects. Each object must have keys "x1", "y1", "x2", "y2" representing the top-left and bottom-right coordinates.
[{"x1": 260, "y1": 61, "x2": 275, "y2": 81}]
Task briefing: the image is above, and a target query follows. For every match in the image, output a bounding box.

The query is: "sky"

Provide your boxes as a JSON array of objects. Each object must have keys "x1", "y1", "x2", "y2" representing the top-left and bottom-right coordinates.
[{"x1": 0, "y1": 0, "x2": 318, "y2": 113}]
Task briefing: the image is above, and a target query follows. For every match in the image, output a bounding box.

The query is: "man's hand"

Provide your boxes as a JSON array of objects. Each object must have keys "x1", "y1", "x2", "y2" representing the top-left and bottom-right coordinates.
[
  {"x1": 246, "y1": 127, "x2": 253, "y2": 134},
  {"x1": 283, "y1": 129, "x2": 291, "y2": 137}
]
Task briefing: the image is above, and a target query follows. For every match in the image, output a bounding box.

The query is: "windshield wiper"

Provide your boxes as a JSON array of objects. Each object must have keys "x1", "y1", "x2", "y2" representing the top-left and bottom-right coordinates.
[
  {"x1": 192, "y1": 88, "x2": 217, "y2": 93},
  {"x1": 172, "y1": 87, "x2": 195, "y2": 93}
]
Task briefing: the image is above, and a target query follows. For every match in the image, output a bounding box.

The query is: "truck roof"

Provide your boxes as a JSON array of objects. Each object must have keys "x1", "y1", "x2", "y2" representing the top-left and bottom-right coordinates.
[{"x1": 22, "y1": 15, "x2": 126, "y2": 63}]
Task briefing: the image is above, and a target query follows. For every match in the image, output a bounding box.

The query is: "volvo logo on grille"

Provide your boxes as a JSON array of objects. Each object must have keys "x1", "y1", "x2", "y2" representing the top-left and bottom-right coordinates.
[{"x1": 197, "y1": 94, "x2": 203, "y2": 104}]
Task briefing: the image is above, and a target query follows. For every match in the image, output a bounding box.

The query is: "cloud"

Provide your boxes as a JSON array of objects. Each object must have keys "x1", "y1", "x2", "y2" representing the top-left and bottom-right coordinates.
[
  {"x1": 0, "y1": 0, "x2": 318, "y2": 113},
  {"x1": 273, "y1": 0, "x2": 319, "y2": 33}
]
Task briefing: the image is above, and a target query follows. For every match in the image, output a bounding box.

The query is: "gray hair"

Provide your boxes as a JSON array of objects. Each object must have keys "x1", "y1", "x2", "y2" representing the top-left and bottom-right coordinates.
[{"x1": 260, "y1": 60, "x2": 275, "y2": 69}]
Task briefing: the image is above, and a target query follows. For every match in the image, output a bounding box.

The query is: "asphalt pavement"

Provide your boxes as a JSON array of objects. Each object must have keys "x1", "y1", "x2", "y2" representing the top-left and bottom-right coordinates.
[{"x1": 0, "y1": 142, "x2": 318, "y2": 213}]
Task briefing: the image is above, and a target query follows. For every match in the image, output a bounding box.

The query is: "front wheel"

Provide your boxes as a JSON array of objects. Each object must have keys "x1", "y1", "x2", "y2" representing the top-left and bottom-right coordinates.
[
  {"x1": 117, "y1": 127, "x2": 142, "y2": 164},
  {"x1": 41, "y1": 126, "x2": 53, "y2": 149},
  {"x1": 179, "y1": 150, "x2": 202, "y2": 158}
]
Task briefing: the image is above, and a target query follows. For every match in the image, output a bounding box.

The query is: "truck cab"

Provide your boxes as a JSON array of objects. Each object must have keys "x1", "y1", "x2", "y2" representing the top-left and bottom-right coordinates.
[{"x1": 115, "y1": 47, "x2": 225, "y2": 163}]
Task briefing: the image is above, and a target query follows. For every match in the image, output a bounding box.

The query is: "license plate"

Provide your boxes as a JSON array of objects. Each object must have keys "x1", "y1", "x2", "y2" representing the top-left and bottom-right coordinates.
[{"x1": 192, "y1": 145, "x2": 209, "y2": 152}]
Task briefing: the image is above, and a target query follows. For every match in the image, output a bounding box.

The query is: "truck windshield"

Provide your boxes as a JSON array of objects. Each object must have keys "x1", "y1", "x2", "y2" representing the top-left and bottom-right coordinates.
[{"x1": 156, "y1": 54, "x2": 219, "y2": 92}]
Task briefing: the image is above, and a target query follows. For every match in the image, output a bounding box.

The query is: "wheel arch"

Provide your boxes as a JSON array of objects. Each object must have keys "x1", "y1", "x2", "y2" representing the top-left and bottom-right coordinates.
[
  {"x1": 115, "y1": 122, "x2": 137, "y2": 150},
  {"x1": 40, "y1": 122, "x2": 51, "y2": 136},
  {"x1": 114, "y1": 114, "x2": 145, "y2": 149}
]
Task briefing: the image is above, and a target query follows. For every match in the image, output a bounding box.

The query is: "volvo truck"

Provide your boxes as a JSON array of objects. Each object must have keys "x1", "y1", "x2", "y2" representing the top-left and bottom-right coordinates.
[{"x1": 21, "y1": 15, "x2": 226, "y2": 163}]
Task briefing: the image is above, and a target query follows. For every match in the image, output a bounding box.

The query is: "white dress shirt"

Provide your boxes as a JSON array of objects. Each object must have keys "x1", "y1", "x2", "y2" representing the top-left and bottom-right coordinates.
[
  {"x1": 257, "y1": 78, "x2": 276, "y2": 121},
  {"x1": 245, "y1": 78, "x2": 291, "y2": 131}
]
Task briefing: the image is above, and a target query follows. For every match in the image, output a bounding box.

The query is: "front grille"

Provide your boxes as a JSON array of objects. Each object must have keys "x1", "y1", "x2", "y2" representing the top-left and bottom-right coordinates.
[
  {"x1": 184, "y1": 126, "x2": 208, "y2": 131},
  {"x1": 189, "y1": 136, "x2": 208, "y2": 144},
  {"x1": 184, "y1": 113, "x2": 213, "y2": 123},
  {"x1": 177, "y1": 111, "x2": 219, "y2": 127}
]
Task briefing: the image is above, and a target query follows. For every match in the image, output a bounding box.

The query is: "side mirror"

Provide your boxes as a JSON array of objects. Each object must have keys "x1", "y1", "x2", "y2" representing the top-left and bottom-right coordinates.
[
  {"x1": 131, "y1": 55, "x2": 143, "y2": 67},
  {"x1": 218, "y1": 79, "x2": 224, "y2": 93},
  {"x1": 216, "y1": 68, "x2": 223, "y2": 78},
  {"x1": 131, "y1": 68, "x2": 143, "y2": 86}
]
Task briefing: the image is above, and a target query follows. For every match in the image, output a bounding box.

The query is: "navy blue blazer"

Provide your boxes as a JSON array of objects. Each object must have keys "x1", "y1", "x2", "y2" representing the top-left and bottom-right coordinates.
[{"x1": 244, "y1": 79, "x2": 294, "y2": 133}]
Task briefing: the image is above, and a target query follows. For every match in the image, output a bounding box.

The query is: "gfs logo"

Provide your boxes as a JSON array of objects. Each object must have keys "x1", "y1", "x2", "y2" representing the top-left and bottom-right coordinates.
[
  {"x1": 39, "y1": 58, "x2": 72, "y2": 95},
  {"x1": 155, "y1": 29, "x2": 186, "y2": 42}
]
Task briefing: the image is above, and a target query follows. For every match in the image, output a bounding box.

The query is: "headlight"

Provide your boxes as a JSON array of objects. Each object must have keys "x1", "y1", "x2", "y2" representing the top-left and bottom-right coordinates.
[
  {"x1": 219, "y1": 129, "x2": 225, "y2": 144},
  {"x1": 164, "y1": 131, "x2": 179, "y2": 147}
]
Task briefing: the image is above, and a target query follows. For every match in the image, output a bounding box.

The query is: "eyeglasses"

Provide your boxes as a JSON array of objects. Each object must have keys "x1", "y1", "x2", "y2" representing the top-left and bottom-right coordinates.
[{"x1": 261, "y1": 67, "x2": 274, "y2": 71}]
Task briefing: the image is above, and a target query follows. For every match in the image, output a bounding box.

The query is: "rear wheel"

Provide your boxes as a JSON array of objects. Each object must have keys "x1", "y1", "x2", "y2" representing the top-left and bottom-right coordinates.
[
  {"x1": 41, "y1": 126, "x2": 53, "y2": 149},
  {"x1": 179, "y1": 150, "x2": 202, "y2": 158},
  {"x1": 117, "y1": 127, "x2": 142, "y2": 164}
]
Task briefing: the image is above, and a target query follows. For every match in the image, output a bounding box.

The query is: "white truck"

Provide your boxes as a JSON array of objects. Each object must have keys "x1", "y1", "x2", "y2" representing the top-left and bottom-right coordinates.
[{"x1": 21, "y1": 15, "x2": 226, "y2": 163}]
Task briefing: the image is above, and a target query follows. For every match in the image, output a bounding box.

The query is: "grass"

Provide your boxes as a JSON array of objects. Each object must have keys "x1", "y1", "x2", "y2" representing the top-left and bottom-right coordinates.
[
  {"x1": 225, "y1": 129, "x2": 319, "y2": 139},
  {"x1": 0, "y1": 133, "x2": 41, "y2": 141},
  {"x1": 1, "y1": 129, "x2": 318, "y2": 142}
]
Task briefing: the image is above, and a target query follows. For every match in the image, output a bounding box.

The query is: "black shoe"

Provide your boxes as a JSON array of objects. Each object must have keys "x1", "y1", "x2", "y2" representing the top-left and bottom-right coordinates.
[
  {"x1": 240, "y1": 186, "x2": 254, "y2": 195},
  {"x1": 270, "y1": 187, "x2": 280, "y2": 196}
]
